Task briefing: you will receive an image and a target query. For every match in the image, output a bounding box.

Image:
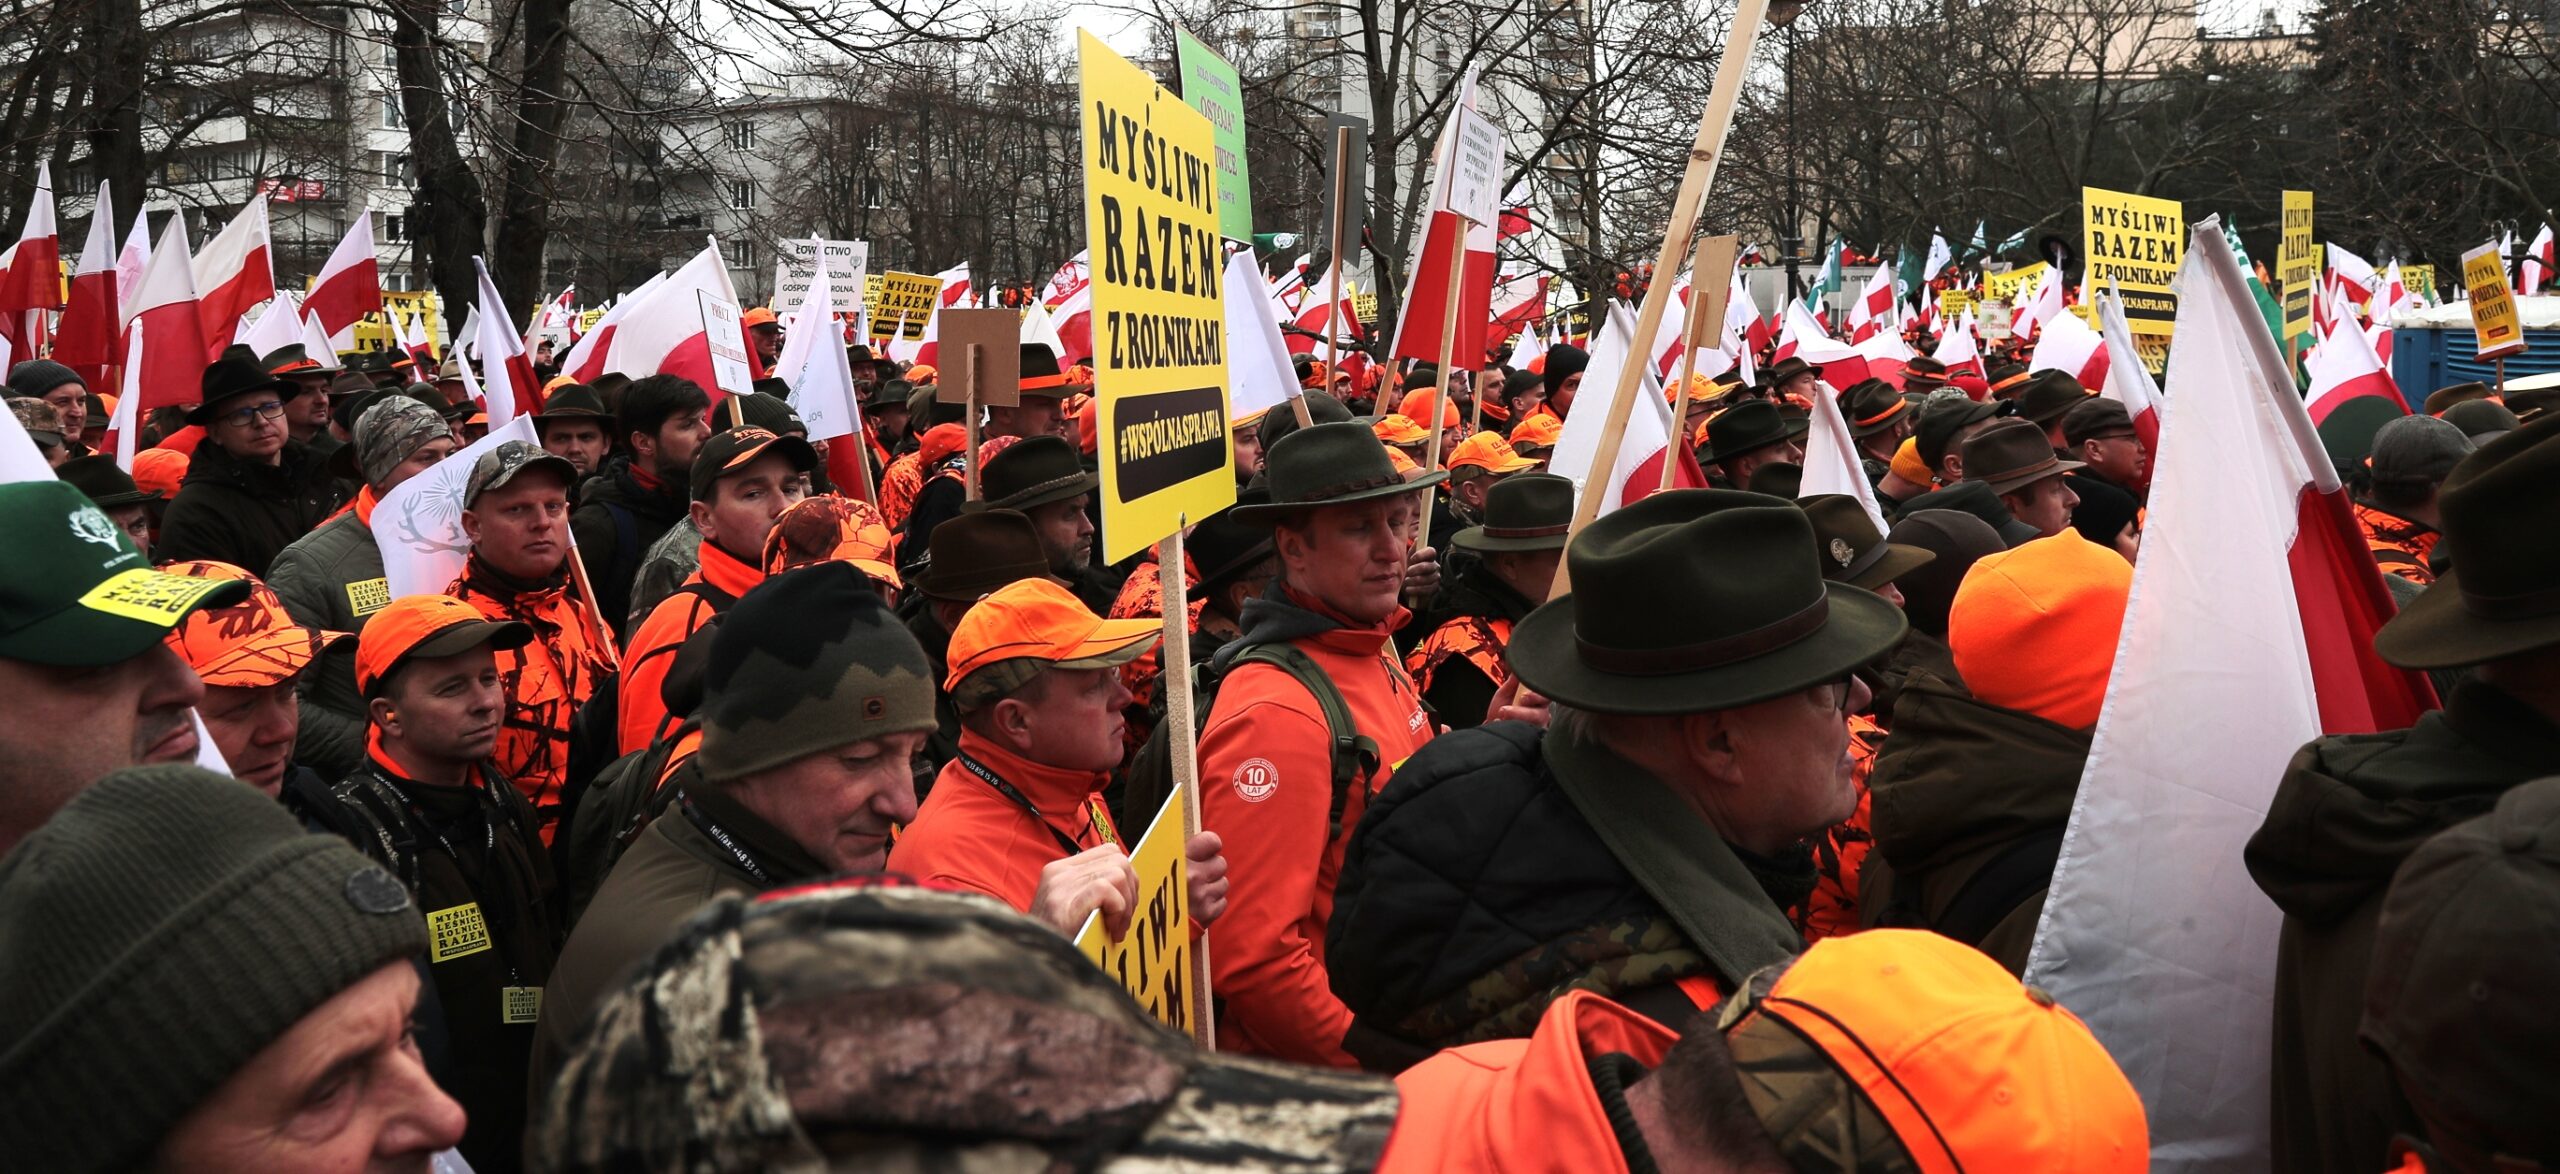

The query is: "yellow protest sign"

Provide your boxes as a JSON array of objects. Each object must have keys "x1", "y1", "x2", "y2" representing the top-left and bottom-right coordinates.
[
  {"x1": 2463, "y1": 240, "x2": 2528, "y2": 360},
  {"x1": 1984, "y1": 263, "x2": 2047, "y2": 303},
  {"x1": 862, "y1": 272, "x2": 884, "y2": 322},
  {"x1": 344, "y1": 289, "x2": 442, "y2": 358},
  {"x1": 1075, "y1": 781, "x2": 1203, "y2": 1041},
  {"x1": 2081, "y1": 186, "x2": 2181, "y2": 334},
  {"x1": 2133, "y1": 333, "x2": 2170, "y2": 376},
  {"x1": 1081, "y1": 30, "x2": 1235, "y2": 563},
  {"x1": 1936, "y1": 288, "x2": 1974, "y2": 317},
  {"x1": 872, "y1": 271, "x2": 943, "y2": 342},
  {"x1": 2280, "y1": 191, "x2": 2316, "y2": 343},
  {"x1": 2402, "y1": 264, "x2": 2436, "y2": 303}
]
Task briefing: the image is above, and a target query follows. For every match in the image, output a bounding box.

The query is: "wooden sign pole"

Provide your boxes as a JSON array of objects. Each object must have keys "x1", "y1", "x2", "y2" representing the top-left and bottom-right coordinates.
[
  {"x1": 963, "y1": 343, "x2": 983, "y2": 502},
  {"x1": 1319, "y1": 123, "x2": 1352, "y2": 417},
  {"x1": 1423, "y1": 234, "x2": 1470, "y2": 472},
  {"x1": 1550, "y1": 0, "x2": 1770, "y2": 599},
  {"x1": 1156, "y1": 515, "x2": 1216, "y2": 1048},
  {"x1": 1661, "y1": 233, "x2": 1741, "y2": 492}
]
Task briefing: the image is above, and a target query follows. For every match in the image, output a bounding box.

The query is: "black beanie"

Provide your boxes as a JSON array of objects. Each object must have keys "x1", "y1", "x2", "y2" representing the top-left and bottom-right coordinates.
[
  {"x1": 699, "y1": 561, "x2": 937, "y2": 782},
  {"x1": 1542, "y1": 345, "x2": 1589, "y2": 402},
  {"x1": 0, "y1": 765, "x2": 428, "y2": 1173},
  {"x1": 6, "y1": 358, "x2": 83, "y2": 399}
]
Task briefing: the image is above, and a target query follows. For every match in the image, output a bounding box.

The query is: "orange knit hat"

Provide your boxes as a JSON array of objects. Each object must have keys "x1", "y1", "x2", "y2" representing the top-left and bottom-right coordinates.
[
  {"x1": 1947, "y1": 530, "x2": 2132, "y2": 729},
  {"x1": 1889, "y1": 436, "x2": 1933, "y2": 485}
]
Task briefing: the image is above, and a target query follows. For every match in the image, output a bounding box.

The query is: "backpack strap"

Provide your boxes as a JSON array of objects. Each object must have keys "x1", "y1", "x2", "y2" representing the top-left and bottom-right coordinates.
[
  {"x1": 1929, "y1": 824, "x2": 2068, "y2": 949},
  {"x1": 1233, "y1": 643, "x2": 1379, "y2": 843},
  {"x1": 321, "y1": 769, "x2": 424, "y2": 891}
]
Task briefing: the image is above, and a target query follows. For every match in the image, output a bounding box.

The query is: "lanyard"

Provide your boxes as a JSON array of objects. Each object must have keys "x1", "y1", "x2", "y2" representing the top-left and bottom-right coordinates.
[
  {"x1": 955, "y1": 752, "x2": 1116, "y2": 859},
  {"x1": 677, "y1": 792, "x2": 772, "y2": 886},
  {"x1": 391, "y1": 771, "x2": 524, "y2": 987}
]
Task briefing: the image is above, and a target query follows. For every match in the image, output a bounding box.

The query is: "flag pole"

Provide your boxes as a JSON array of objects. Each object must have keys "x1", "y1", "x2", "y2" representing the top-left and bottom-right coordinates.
[
  {"x1": 963, "y1": 343, "x2": 983, "y2": 502},
  {"x1": 1550, "y1": 0, "x2": 1770, "y2": 598},
  {"x1": 1315, "y1": 123, "x2": 1351, "y2": 428},
  {"x1": 1660, "y1": 233, "x2": 1739, "y2": 492},
  {"x1": 1423, "y1": 231, "x2": 1469, "y2": 471},
  {"x1": 1156, "y1": 513, "x2": 1215, "y2": 1049}
]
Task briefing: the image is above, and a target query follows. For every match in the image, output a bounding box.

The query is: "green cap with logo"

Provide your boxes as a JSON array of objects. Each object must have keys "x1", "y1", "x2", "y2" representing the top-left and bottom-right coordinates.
[{"x1": 0, "y1": 480, "x2": 250, "y2": 667}]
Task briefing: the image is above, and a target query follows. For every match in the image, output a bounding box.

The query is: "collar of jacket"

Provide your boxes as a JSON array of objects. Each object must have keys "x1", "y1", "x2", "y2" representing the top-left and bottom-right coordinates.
[
  {"x1": 187, "y1": 435, "x2": 308, "y2": 489},
  {"x1": 1543, "y1": 723, "x2": 1805, "y2": 988},
  {"x1": 1215, "y1": 580, "x2": 1406, "y2": 670},
  {"x1": 1444, "y1": 559, "x2": 1538, "y2": 625},
  {"x1": 2441, "y1": 679, "x2": 2560, "y2": 775},
  {"x1": 694, "y1": 535, "x2": 766, "y2": 601},
  {"x1": 954, "y1": 727, "x2": 1110, "y2": 826},
  {"x1": 1865, "y1": 667, "x2": 2091, "y2": 875},
  {"x1": 458, "y1": 553, "x2": 569, "y2": 606},
  {"x1": 364, "y1": 726, "x2": 503, "y2": 796},
  {"x1": 351, "y1": 484, "x2": 381, "y2": 527},
  {"x1": 681, "y1": 780, "x2": 831, "y2": 884}
]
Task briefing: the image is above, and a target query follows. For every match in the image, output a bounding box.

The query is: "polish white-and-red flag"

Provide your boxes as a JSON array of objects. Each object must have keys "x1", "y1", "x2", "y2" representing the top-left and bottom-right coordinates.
[
  {"x1": 304, "y1": 213, "x2": 381, "y2": 344},
  {"x1": 191, "y1": 195, "x2": 275, "y2": 357},
  {"x1": 1489, "y1": 272, "x2": 1547, "y2": 342},
  {"x1": 935, "y1": 262, "x2": 971, "y2": 308},
  {"x1": 1505, "y1": 316, "x2": 1547, "y2": 371},
  {"x1": 0, "y1": 161, "x2": 62, "y2": 341},
  {"x1": 2027, "y1": 305, "x2": 2110, "y2": 390},
  {"x1": 1495, "y1": 178, "x2": 1535, "y2": 241},
  {"x1": 1934, "y1": 308, "x2": 1989, "y2": 397},
  {"x1": 590, "y1": 243, "x2": 757, "y2": 404},
  {"x1": 114, "y1": 210, "x2": 151, "y2": 309},
  {"x1": 2094, "y1": 282, "x2": 2163, "y2": 458},
  {"x1": 399, "y1": 310, "x2": 438, "y2": 372},
  {"x1": 2013, "y1": 264, "x2": 2064, "y2": 342},
  {"x1": 2523, "y1": 224, "x2": 2555, "y2": 297},
  {"x1": 560, "y1": 271, "x2": 663, "y2": 383},
  {"x1": 2023, "y1": 219, "x2": 2434, "y2": 1169},
  {"x1": 1044, "y1": 250, "x2": 1089, "y2": 307},
  {"x1": 471, "y1": 258, "x2": 542, "y2": 428},
  {"x1": 1845, "y1": 262, "x2": 1897, "y2": 343},
  {"x1": 1547, "y1": 302, "x2": 1706, "y2": 515},
  {"x1": 2303, "y1": 314, "x2": 2406, "y2": 426},
  {"x1": 2325, "y1": 242, "x2": 2380, "y2": 320},
  {"x1": 1051, "y1": 280, "x2": 1095, "y2": 366},
  {"x1": 127, "y1": 216, "x2": 213, "y2": 413},
  {"x1": 55, "y1": 181, "x2": 121, "y2": 388},
  {"x1": 1292, "y1": 289, "x2": 1364, "y2": 348},
  {"x1": 1390, "y1": 75, "x2": 1498, "y2": 370}
]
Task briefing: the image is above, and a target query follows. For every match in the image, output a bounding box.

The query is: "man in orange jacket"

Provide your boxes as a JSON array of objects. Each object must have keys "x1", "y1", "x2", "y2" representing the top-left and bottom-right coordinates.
[
  {"x1": 888, "y1": 577, "x2": 1229, "y2": 930},
  {"x1": 618, "y1": 426, "x2": 813, "y2": 754},
  {"x1": 450, "y1": 441, "x2": 614, "y2": 836},
  {"x1": 1377, "y1": 930, "x2": 2149, "y2": 1172},
  {"x1": 1196, "y1": 421, "x2": 1443, "y2": 1067}
]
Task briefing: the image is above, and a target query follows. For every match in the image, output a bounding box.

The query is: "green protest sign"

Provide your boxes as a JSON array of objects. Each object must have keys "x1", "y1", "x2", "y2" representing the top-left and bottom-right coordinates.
[{"x1": 1175, "y1": 28, "x2": 1253, "y2": 243}]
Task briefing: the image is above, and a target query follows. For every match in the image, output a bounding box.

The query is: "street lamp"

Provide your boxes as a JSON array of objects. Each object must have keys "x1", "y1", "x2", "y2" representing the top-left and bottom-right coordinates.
[{"x1": 1769, "y1": 0, "x2": 1814, "y2": 305}]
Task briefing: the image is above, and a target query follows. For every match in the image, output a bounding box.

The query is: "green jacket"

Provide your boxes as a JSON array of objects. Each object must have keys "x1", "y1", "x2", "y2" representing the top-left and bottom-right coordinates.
[
  {"x1": 267, "y1": 508, "x2": 388, "y2": 780},
  {"x1": 1859, "y1": 667, "x2": 2091, "y2": 975},
  {"x1": 2245, "y1": 681, "x2": 2560, "y2": 1174}
]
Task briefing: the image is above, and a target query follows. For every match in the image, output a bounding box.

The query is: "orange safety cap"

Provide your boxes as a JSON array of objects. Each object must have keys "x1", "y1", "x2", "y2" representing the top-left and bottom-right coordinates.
[
  {"x1": 354, "y1": 594, "x2": 533, "y2": 698},
  {"x1": 1735, "y1": 930, "x2": 2148, "y2": 1172},
  {"x1": 905, "y1": 364, "x2": 939, "y2": 385},
  {"x1": 742, "y1": 306, "x2": 780, "y2": 330},
  {"x1": 1447, "y1": 431, "x2": 1538, "y2": 475},
  {"x1": 131, "y1": 447, "x2": 189, "y2": 499},
  {"x1": 1397, "y1": 388, "x2": 1463, "y2": 429},
  {"x1": 161, "y1": 560, "x2": 351, "y2": 688},
  {"x1": 1947, "y1": 530, "x2": 2133, "y2": 730},
  {"x1": 764, "y1": 494, "x2": 902, "y2": 588},
  {"x1": 1372, "y1": 414, "x2": 1430, "y2": 445},
  {"x1": 1507, "y1": 412, "x2": 1564, "y2": 452},
  {"x1": 943, "y1": 577, "x2": 1159, "y2": 693}
]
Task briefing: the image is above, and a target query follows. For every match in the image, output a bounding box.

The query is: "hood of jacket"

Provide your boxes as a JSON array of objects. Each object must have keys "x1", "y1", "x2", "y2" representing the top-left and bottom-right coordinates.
[
  {"x1": 1215, "y1": 581, "x2": 1405, "y2": 672},
  {"x1": 2247, "y1": 681, "x2": 2560, "y2": 927},
  {"x1": 183, "y1": 436, "x2": 319, "y2": 494},
  {"x1": 1868, "y1": 668, "x2": 2092, "y2": 879}
]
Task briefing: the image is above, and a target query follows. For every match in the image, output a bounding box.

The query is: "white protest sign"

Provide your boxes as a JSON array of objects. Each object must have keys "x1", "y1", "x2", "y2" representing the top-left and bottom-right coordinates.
[
  {"x1": 697, "y1": 289, "x2": 753, "y2": 398},
  {"x1": 1441, "y1": 104, "x2": 1505, "y2": 226},
  {"x1": 776, "y1": 239, "x2": 869, "y2": 315}
]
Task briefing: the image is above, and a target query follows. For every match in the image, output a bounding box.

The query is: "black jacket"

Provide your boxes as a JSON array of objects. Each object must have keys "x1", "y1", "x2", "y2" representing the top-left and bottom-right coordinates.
[
  {"x1": 1329, "y1": 721, "x2": 1804, "y2": 1069},
  {"x1": 568, "y1": 455, "x2": 690, "y2": 637},
  {"x1": 2245, "y1": 681, "x2": 2560, "y2": 1174},
  {"x1": 155, "y1": 439, "x2": 346, "y2": 576}
]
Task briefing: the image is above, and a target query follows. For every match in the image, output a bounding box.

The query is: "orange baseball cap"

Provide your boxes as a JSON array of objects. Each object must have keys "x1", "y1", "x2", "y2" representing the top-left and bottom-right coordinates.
[
  {"x1": 742, "y1": 306, "x2": 780, "y2": 330},
  {"x1": 162, "y1": 561, "x2": 350, "y2": 688},
  {"x1": 542, "y1": 373, "x2": 578, "y2": 395},
  {"x1": 943, "y1": 578, "x2": 1159, "y2": 710},
  {"x1": 1718, "y1": 929, "x2": 2148, "y2": 1172},
  {"x1": 1385, "y1": 446, "x2": 1424, "y2": 479},
  {"x1": 1397, "y1": 388, "x2": 1462, "y2": 429},
  {"x1": 1372, "y1": 414, "x2": 1430, "y2": 445},
  {"x1": 1447, "y1": 431, "x2": 1537, "y2": 476},
  {"x1": 764, "y1": 495, "x2": 901, "y2": 587},
  {"x1": 354, "y1": 594, "x2": 533, "y2": 698},
  {"x1": 905, "y1": 364, "x2": 939, "y2": 385},
  {"x1": 1948, "y1": 530, "x2": 2132, "y2": 730},
  {"x1": 1507, "y1": 412, "x2": 1564, "y2": 453},
  {"x1": 131, "y1": 447, "x2": 188, "y2": 500}
]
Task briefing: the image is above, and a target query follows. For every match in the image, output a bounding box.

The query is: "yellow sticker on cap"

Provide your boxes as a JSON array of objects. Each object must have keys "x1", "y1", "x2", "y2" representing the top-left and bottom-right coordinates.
[
  {"x1": 77, "y1": 568, "x2": 228, "y2": 626},
  {"x1": 425, "y1": 902, "x2": 493, "y2": 963},
  {"x1": 345, "y1": 577, "x2": 392, "y2": 617}
]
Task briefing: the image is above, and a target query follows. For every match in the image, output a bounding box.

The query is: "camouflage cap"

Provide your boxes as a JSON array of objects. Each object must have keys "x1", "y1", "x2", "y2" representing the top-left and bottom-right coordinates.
[
  {"x1": 697, "y1": 561, "x2": 937, "y2": 783},
  {"x1": 348, "y1": 395, "x2": 452, "y2": 490},
  {"x1": 8, "y1": 397, "x2": 63, "y2": 448},
  {"x1": 464, "y1": 440, "x2": 577, "y2": 508},
  {"x1": 530, "y1": 879, "x2": 1401, "y2": 1174}
]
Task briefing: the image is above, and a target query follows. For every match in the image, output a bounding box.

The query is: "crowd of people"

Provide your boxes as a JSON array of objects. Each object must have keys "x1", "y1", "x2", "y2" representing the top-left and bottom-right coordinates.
[{"x1": 0, "y1": 311, "x2": 2553, "y2": 1174}]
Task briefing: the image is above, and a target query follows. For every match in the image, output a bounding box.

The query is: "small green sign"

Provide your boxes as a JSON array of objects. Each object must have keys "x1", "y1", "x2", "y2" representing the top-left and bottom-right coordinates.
[{"x1": 1175, "y1": 28, "x2": 1253, "y2": 243}]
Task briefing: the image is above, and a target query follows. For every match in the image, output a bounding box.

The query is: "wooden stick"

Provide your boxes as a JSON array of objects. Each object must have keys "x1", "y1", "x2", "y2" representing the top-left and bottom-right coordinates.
[
  {"x1": 725, "y1": 392, "x2": 745, "y2": 430},
  {"x1": 1322, "y1": 124, "x2": 1353, "y2": 391},
  {"x1": 1661, "y1": 234, "x2": 1740, "y2": 492},
  {"x1": 1157, "y1": 516, "x2": 1216, "y2": 1049},
  {"x1": 563, "y1": 542, "x2": 623, "y2": 673},
  {"x1": 963, "y1": 378, "x2": 982, "y2": 503},
  {"x1": 1423, "y1": 233, "x2": 1469, "y2": 472},
  {"x1": 1549, "y1": 0, "x2": 1770, "y2": 599},
  {"x1": 1289, "y1": 391, "x2": 1314, "y2": 429}
]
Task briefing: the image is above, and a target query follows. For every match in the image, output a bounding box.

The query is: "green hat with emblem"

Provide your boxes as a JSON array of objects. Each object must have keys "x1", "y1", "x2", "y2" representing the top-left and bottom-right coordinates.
[{"x1": 0, "y1": 480, "x2": 249, "y2": 667}]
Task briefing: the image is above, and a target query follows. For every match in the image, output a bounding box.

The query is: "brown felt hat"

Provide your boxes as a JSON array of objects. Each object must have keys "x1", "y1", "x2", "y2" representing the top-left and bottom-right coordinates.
[
  {"x1": 1801, "y1": 494, "x2": 1935, "y2": 592},
  {"x1": 1232, "y1": 421, "x2": 1441, "y2": 526},
  {"x1": 1839, "y1": 379, "x2": 1911, "y2": 439},
  {"x1": 2372, "y1": 411, "x2": 2560, "y2": 668},
  {"x1": 1699, "y1": 398, "x2": 1809, "y2": 464},
  {"x1": 915, "y1": 509, "x2": 1056, "y2": 602},
  {"x1": 1961, "y1": 418, "x2": 2084, "y2": 495},
  {"x1": 1452, "y1": 472, "x2": 1573, "y2": 553},
  {"x1": 965, "y1": 434, "x2": 1096, "y2": 513},
  {"x1": 2016, "y1": 371, "x2": 2095, "y2": 425},
  {"x1": 2423, "y1": 382, "x2": 2494, "y2": 416}
]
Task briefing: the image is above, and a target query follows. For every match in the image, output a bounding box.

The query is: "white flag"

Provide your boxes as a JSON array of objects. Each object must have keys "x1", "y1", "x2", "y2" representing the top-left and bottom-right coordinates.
[
  {"x1": 372, "y1": 417, "x2": 540, "y2": 599},
  {"x1": 1797, "y1": 380, "x2": 1889, "y2": 535},
  {"x1": 1222, "y1": 249, "x2": 1300, "y2": 426}
]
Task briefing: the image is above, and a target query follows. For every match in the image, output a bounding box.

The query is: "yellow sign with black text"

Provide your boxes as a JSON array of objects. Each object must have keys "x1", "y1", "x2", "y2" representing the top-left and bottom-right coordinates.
[
  {"x1": 1076, "y1": 781, "x2": 1201, "y2": 1040},
  {"x1": 872, "y1": 271, "x2": 943, "y2": 343},
  {"x1": 2081, "y1": 186, "x2": 2182, "y2": 334},
  {"x1": 1081, "y1": 31, "x2": 1235, "y2": 563},
  {"x1": 2280, "y1": 191, "x2": 2316, "y2": 343},
  {"x1": 1983, "y1": 263, "x2": 2047, "y2": 304},
  {"x1": 2463, "y1": 241, "x2": 2528, "y2": 361},
  {"x1": 1937, "y1": 289, "x2": 1974, "y2": 318}
]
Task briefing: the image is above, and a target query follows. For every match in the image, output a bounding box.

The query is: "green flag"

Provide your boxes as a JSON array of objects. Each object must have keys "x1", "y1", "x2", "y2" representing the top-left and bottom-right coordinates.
[{"x1": 1803, "y1": 240, "x2": 1843, "y2": 312}]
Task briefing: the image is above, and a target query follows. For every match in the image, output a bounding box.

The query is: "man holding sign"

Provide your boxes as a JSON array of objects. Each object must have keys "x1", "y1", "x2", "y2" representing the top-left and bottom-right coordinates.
[{"x1": 889, "y1": 577, "x2": 1229, "y2": 931}]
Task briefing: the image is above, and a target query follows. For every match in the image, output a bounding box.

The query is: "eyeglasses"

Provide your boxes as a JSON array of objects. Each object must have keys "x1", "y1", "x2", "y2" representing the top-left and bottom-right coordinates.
[{"x1": 216, "y1": 400, "x2": 288, "y2": 429}]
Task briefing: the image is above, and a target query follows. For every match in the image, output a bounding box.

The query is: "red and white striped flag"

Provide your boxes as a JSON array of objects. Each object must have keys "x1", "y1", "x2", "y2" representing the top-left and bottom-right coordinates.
[
  {"x1": 55, "y1": 182, "x2": 121, "y2": 389},
  {"x1": 935, "y1": 262, "x2": 971, "y2": 309},
  {"x1": 127, "y1": 216, "x2": 212, "y2": 413},
  {"x1": 1390, "y1": 73, "x2": 1498, "y2": 370},
  {"x1": 2024, "y1": 219, "x2": 2435, "y2": 1168},
  {"x1": 2524, "y1": 225, "x2": 2555, "y2": 297},
  {"x1": 191, "y1": 195, "x2": 274, "y2": 357},
  {"x1": 2027, "y1": 304, "x2": 2110, "y2": 390},
  {"x1": 588, "y1": 243, "x2": 757, "y2": 404},
  {"x1": 2303, "y1": 314, "x2": 2405, "y2": 426},
  {"x1": 561, "y1": 272, "x2": 663, "y2": 383},
  {"x1": 114, "y1": 210, "x2": 151, "y2": 310},
  {"x1": 303, "y1": 213, "x2": 381, "y2": 344},
  {"x1": 2094, "y1": 282, "x2": 2162, "y2": 457},
  {"x1": 1547, "y1": 302, "x2": 1705, "y2": 516},
  {"x1": 0, "y1": 161, "x2": 61, "y2": 353},
  {"x1": 2013, "y1": 264, "x2": 2063, "y2": 342},
  {"x1": 471, "y1": 258, "x2": 543, "y2": 429},
  {"x1": 1845, "y1": 262, "x2": 1897, "y2": 343}
]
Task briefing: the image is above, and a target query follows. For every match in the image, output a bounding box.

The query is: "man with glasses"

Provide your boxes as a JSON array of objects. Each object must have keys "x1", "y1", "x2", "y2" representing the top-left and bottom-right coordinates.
[{"x1": 156, "y1": 356, "x2": 349, "y2": 576}]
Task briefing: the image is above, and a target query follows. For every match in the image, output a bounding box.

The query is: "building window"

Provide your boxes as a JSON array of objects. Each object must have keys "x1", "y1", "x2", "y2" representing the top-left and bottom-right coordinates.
[
  {"x1": 727, "y1": 180, "x2": 754, "y2": 210},
  {"x1": 381, "y1": 96, "x2": 403, "y2": 128},
  {"x1": 385, "y1": 270, "x2": 412, "y2": 292},
  {"x1": 722, "y1": 238, "x2": 754, "y2": 269},
  {"x1": 384, "y1": 214, "x2": 407, "y2": 242},
  {"x1": 724, "y1": 121, "x2": 755, "y2": 150}
]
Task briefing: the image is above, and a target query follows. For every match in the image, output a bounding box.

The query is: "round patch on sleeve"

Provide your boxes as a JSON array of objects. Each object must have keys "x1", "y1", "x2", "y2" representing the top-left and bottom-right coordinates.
[
  {"x1": 344, "y1": 865, "x2": 413, "y2": 915},
  {"x1": 1231, "y1": 757, "x2": 1279, "y2": 803}
]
